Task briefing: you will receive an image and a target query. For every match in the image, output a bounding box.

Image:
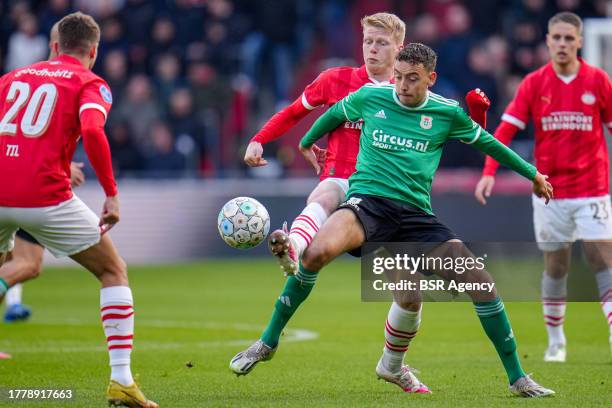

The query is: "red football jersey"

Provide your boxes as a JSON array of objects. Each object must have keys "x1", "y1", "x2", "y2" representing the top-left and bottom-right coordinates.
[
  {"x1": 0, "y1": 55, "x2": 113, "y2": 207},
  {"x1": 302, "y1": 65, "x2": 390, "y2": 180},
  {"x1": 496, "y1": 59, "x2": 612, "y2": 198}
]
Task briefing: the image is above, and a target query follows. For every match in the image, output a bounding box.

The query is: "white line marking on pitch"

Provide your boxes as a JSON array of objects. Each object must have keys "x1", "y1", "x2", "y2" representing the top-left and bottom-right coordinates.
[{"x1": 0, "y1": 319, "x2": 318, "y2": 353}]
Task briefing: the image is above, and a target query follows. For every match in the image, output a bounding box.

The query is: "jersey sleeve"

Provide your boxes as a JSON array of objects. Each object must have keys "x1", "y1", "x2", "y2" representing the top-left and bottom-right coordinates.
[
  {"x1": 78, "y1": 78, "x2": 113, "y2": 123},
  {"x1": 501, "y1": 76, "x2": 533, "y2": 130},
  {"x1": 599, "y1": 70, "x2": 612, "y2": 130},
  {"x1": 301, "y1": 69, "x2": 334, "y2": 110},
  {"x1": 472, "y1": 130, "x2": 536, "y2": 180},
  {"x1": 338, "y1": 86, "x2": 364, "y2": 122},
  {"x1": 447, "y1": 106, "x2": 484, "y2": 144},
  {"x1": 300, "y1": 88, "x2": 366, "y2": 148},
  {"x1": 250, "y1": 96, "x2": 311, "y2": 144}
]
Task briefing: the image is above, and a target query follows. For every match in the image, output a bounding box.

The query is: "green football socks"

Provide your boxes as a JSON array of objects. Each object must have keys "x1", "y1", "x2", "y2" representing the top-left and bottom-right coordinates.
[
  {"x1": 261, "y1": 264, "x2": 318, "y2": 348},
  {"x1": 475, "y1": 297, "x2": 526, "y2": 384},
  {"x1": 0, "y1": 277, "x2": 8, "y2": 297}
]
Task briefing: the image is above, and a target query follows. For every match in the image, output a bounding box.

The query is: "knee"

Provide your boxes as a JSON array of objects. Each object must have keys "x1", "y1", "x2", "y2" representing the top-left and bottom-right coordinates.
[
  {"x1": 395, "y1": 300, "x2": 421, "y2": 312},
  {"x1": 16, "y1": 259, "x2": 43, "y2": 281},
  {"x1": 301, "y1": 242, "x2": 331, "y2": 271},
  {"x1": 545, "y1": 262, "x2": 569, "y2": 277},
  {"x1": 99, "y1": 256, "x2": 128, "y2": 284},
  {"x1": 26, "y1": 260, "x2": 42, "y2": 280}
]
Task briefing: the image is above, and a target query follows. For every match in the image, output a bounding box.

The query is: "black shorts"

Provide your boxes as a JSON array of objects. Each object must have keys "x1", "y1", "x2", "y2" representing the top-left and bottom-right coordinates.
[
  {"x1": 16, "y1": 229, "x2": 42, "y2": 247},
  {"x1": 338, "y1": 193, "x2": 458, "y2": 256}
]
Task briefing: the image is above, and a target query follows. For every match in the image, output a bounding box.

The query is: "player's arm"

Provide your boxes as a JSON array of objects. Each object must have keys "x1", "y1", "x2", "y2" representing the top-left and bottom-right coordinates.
[
  {"x1": 600, "y1": 70, "x2": 612, "y2": 134},
  {"x1": 474, "y1": 130, "x2": 552, "y2": 203},
  {"x1": 80, "y1": 109, "x2": 119, "y2": 230},
  {"x1": 449, "y1": 107, "x2": 552, "y2": 203},
  {"x1": 245, "y1": 70, "x2": 332, "y2": 167},
  {"x1": 473, "y1": 121, "x2": 520, "y2": 204},
  {"x1": 474, "y1": 78, "x2": 532, "y2": 204},
  {"x1": 245, "y1": 98, "x2": 312, "y2": 167},
  {"x1": 79, "y1": 79, "x2": 119, "y2": 232},
  {"x1": 299, "y1": 88, "x2": 363, "y2": 174}
]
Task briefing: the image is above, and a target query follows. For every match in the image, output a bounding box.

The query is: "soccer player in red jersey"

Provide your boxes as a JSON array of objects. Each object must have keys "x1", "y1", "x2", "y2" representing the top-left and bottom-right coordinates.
[
  {"x1": 474, "y1": 12, "x2": 612, "y2": 362},
  {"x1": 244, "y1": 13, "x2": 405, "y2": 276},
  {"x1": 0, "y1": 13, "x2": 158, "y2": 407},
  {"x1": 2, "y1": 22, "x2": 87, "y2": 324}
]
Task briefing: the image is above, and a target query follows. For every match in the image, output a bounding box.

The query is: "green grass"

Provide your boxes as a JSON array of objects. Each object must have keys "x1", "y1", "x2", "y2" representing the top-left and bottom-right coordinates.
[{"x1": 1, "y1": 260, "x2": 611, "y2": 407}]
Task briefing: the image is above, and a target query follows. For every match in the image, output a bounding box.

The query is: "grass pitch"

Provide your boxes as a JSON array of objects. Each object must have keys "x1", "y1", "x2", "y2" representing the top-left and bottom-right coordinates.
[{"x1": 1, "y1": 259, "x2": 610, "y2": 407}]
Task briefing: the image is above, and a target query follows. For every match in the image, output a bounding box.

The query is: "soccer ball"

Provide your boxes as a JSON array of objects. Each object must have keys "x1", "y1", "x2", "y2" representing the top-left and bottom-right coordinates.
[{"x1": 217, "y1": 197, "x2": 270, "y2": 249}]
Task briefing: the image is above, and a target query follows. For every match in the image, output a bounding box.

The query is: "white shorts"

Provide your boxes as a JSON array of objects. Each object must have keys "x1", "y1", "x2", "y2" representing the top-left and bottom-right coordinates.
[
  {"x1": 319, "y1": 177, "x2": 350, "y2": 196},
  {"x1": 0, "y1": 195, "x2": 101, "y2": 257},
  {"x1": 532, "y1": 194, "x2": 612, "y2": 252}
]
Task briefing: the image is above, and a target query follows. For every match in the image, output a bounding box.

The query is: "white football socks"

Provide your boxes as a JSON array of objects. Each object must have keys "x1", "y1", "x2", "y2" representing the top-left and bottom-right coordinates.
[
  {"x1": 382, "y1": 302, "x2": 421, "y2": 374},
  {"x1": 101, "y1": 286, "x2": 135, "y2": 386},
  {"x1": 595, "y1": 268, "x2": 612, "y2": 343},
  {"x1": 5, "y1": 283, "x2": 23, "y2": 307},
  {"x1": 289, "y1": 202, "x2": 328, "y2": 257},
  {"x1": 541, "y1": 272, "x2": 567, "y2": 347}
]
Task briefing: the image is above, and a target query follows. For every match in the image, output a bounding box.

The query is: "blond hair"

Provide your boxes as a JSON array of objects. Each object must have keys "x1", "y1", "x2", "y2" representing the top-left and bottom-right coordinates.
[
  {"x1": 548, "y1": 11, "x2": 583, "y2": 35},
  {"x1": 361, "y1": 12, "x2": 405, "y2": 45}
]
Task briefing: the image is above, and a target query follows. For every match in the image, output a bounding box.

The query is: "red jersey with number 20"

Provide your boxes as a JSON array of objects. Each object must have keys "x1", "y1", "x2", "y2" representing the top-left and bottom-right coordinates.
[
  {"x1": 0, "y1": 55, "x2": 113, "y2": 207},
  {"x1": 490, "y1": 59, "x2": 612, "y2": 198}
]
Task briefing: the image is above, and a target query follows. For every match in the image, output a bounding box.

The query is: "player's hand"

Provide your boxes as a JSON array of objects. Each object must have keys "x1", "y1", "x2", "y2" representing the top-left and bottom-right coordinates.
[
  {"x1": 474, "y1": 175, "x2": 495, "y2": 205},
  {"x1": 299, "y1": 144, "x2": 321, "y2": 175},
  {"x1": 533, "y1": 172, "x2": 553, "y2": 204},
  {"x1": 312, "y1": 144, "x2": 327, "y2": 167},
  {"x1": 465, "y1": 88, "x2": 491, "y2": 113},
  {"x1": 100, "y1": 195, "x2": 120, "y2": 234},
  {"x1": 244, "y1": 141, "x2": 268, "y2": 167},
  {"x1": 70, "y1": 162, "x2": 85, "y2": 187}
]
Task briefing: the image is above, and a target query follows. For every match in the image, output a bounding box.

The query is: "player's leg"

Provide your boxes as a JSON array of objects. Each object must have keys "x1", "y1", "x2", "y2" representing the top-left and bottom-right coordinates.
[
  {"x1": 582, "y1": 240, "x2": 612, "y2": 355},
  {"x1": 0, "y1": 222, "x2": 18, "y2": 303},
  {"x1": 574, "y1": 195, "x2": 612, "y2": 357},
  {"x1": 430, "y1": 239, "x2": 554, "y2": 397},
  {"x1": 381, "y1": 295, "x2": 421, "y2": 372},
  {"x1": 375, "y1": 299, "x2": 429, "y2": 393},
  {"x1": 70, "y1": 235, "x2": 157, "y2": 407},
  {"x1": 3, "y1": 232, "x2": 44, "y2": 323},
  {"x1": 541, "y1": 249, "x2": 571, "y2": 362},
  {"x1": 230, "y1": 208, "x2": 364, "y2": 375},
  {"x1": 372, "y1": 250, "x2": 427, "y2": 392},
  {"x1": 27, "y1": 196, "x2": 157, "y2": 407},
  {"x1": 269, "y1": 178, "x2": 347, "y2": 275},
  {"x1": 532, "y1": 194, "x2": 575, "y2": 362}
]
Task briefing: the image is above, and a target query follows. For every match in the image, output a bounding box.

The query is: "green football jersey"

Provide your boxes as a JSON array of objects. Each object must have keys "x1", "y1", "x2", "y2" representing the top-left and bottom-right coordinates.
[{"x1": 301, "y1": 84, "x2": 536, "y2": 214}]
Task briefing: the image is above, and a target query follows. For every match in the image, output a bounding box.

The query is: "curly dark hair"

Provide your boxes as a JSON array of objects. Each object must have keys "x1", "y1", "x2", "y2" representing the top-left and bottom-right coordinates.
[{"x1": 396, "y1": 43, "x2": 437, "y2": 72}]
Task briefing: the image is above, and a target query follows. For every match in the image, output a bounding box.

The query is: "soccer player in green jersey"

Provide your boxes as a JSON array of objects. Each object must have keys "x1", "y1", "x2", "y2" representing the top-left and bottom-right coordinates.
[{"x1": 295, "y1": 43, "x2": 554, "y2": 397}]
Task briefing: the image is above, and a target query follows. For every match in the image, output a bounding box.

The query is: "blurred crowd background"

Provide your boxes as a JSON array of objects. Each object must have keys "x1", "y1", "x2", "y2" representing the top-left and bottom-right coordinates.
[{"x1": 0, "y1": 0, "x2": 610, "y2": 179}]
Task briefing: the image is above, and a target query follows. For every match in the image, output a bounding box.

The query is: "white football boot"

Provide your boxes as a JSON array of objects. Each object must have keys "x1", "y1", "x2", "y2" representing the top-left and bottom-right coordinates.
[
  {"x1": 375, "y1": 358, "x2": 431, "y2": 393},
  {"x1": 544, "y1": 343, "x2": 566, "y2": 363},
  {"x1": 509, "y1": 375, "x2": 555, "y2": 397},
  {"x1": 229, "y1": 339, "x2": 277, "y2": 376}
]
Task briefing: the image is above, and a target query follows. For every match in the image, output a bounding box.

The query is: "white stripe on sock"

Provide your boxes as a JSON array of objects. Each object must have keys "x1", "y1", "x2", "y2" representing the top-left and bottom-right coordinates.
[{"x1": 289, "y1": 202, "x2": 328, "y2": 257}]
